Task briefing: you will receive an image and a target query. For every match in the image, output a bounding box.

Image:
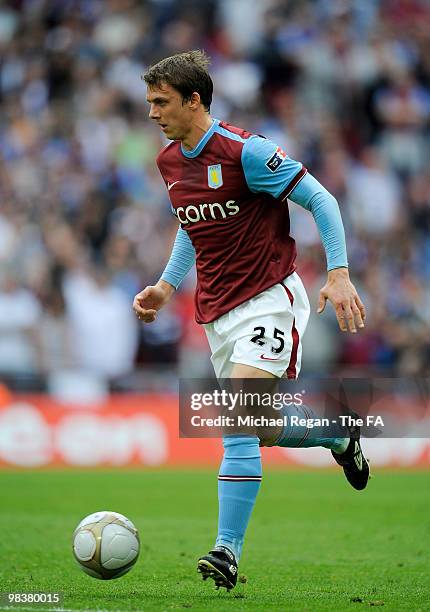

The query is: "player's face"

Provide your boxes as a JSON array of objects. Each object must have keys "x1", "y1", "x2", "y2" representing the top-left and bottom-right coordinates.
[{"x1": 147, "y1": 82, "x2": 193, "y2": 141}]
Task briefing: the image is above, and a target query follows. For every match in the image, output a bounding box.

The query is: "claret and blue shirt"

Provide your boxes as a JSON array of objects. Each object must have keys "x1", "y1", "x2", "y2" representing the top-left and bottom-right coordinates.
[{"x1": 156, "y1": 118, "x2": 348, "y2": 324}]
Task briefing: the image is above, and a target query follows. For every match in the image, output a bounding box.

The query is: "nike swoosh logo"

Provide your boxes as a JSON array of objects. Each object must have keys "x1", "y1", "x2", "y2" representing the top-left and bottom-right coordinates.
[
  {"x1": 260, "y1": 354, "x2": 280, "y2": 361},
  {"x1": 167, "y1": 180, "x2": 180, "y2": 191}
]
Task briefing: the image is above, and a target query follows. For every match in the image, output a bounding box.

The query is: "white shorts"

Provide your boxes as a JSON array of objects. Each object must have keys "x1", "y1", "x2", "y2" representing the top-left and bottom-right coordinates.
[{"x1": 203, "y1": 272, "x2": 311, "y2": 379}]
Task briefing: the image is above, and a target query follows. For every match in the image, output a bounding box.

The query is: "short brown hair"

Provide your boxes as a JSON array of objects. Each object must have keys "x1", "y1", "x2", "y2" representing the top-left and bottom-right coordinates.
[{"x1": 143, "y1": 50, "x2": 213, "y2": 111}]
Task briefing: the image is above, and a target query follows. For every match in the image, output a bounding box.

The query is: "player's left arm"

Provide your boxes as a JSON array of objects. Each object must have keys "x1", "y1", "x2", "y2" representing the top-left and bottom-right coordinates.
[
  {"x1": 241, "y1": 136, "x2": 366, "y2": 333},
  {"x1": 289, "y1": 173, "x2": 366, "y2": 333}
]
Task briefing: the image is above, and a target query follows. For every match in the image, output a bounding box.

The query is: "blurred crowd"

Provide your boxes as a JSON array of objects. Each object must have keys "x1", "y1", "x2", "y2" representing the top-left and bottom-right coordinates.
[{"x1": 1, "y1": 0, "x2": 430, "y2": 392}]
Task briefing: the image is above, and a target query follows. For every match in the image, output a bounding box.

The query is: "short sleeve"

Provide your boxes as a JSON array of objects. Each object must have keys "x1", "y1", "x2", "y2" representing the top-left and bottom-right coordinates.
[{"x1": 241, "y1": 135, "x2": 307, "y2": 200}]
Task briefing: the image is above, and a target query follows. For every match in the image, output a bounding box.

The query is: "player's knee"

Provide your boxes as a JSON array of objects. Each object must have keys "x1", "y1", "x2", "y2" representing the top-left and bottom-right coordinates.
[
  {"x1": 259, "y1": 436, "x2": 268, "y2": 447},
  {"x1": 258, "y1": 433, "x2": 274, "y2": 447},
  {"x1": 258, "y1": 426, "x2": 282, "y2": 447}
]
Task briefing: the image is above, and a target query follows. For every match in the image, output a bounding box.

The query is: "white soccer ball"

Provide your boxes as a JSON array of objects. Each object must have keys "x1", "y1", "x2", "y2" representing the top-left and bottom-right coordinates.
[{"x1": 72, "y1": 511, "x2": 140, "y2": 580}]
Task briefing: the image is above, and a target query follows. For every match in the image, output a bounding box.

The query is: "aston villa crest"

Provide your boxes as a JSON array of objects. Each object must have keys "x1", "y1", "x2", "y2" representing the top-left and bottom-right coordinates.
[{"x1": 208, "y1": 164, "x2": 223, "y2": 189}]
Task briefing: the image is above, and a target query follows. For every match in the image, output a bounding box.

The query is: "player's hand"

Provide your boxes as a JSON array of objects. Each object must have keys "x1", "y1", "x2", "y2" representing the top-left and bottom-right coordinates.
[
  {"x1": 133, "y1": 280, "x2": 175, "y2": 323},
  {"x1": 317, "y1": 268, "x2": 366, "y2": 333}
]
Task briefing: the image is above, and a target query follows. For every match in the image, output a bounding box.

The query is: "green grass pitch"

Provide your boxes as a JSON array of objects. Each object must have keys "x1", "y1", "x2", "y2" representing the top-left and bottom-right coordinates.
[{"x1": 0, "y1": 469, "x2": 429, "y2": 611}]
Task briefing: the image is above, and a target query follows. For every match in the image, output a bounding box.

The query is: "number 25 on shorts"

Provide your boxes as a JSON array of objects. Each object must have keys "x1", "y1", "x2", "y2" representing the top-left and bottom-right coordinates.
[{"x1": 250, "y1": 326, "x2": 285, "y2": 354}]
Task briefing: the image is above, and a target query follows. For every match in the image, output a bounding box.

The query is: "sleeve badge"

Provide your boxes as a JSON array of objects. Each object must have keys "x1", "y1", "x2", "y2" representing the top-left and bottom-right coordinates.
[{"x1": 265, "y1": 147, "x2": 287, "y2": 172}]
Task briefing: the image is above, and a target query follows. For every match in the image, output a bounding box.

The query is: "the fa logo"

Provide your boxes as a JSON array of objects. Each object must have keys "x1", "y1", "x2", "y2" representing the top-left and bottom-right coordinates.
[
  {"x1": 208, "y1": 164, "x2": 223, "y2": 189},
  {"x1": 266, "y1": 146, "x2": 287, "y2": 172}
]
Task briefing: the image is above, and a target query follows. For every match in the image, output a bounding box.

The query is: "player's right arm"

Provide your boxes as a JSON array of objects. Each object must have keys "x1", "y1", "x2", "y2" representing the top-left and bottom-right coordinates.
[{"x1": 133, "y1": 226, "x2": 196, "y2": 322}]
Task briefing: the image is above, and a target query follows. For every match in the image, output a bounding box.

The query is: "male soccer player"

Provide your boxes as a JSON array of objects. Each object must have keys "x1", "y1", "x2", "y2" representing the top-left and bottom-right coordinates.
[{"x1": 133, "y1": 50, "x2": 369, "y2": 591}]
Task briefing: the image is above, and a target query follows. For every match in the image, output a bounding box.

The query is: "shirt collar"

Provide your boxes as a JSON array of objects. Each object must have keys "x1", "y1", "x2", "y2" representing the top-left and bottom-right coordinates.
[{"x1": 181, "y1": 118, "x2": 218, "y2": 158}]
